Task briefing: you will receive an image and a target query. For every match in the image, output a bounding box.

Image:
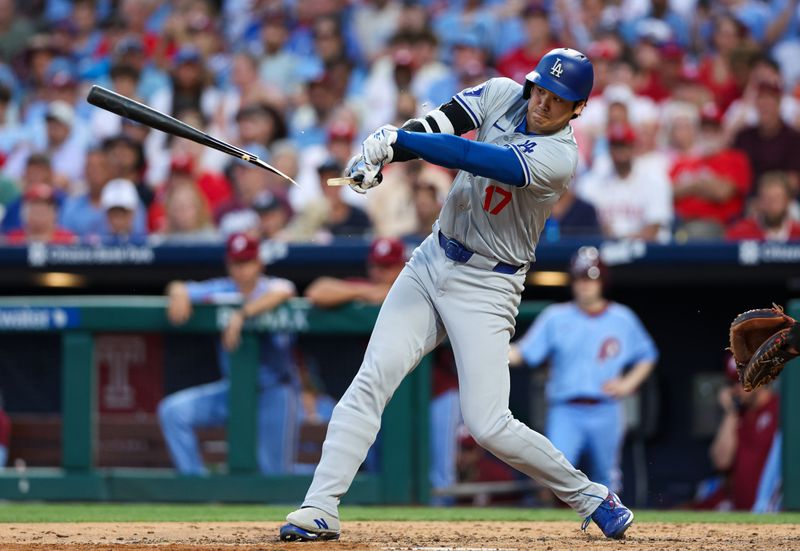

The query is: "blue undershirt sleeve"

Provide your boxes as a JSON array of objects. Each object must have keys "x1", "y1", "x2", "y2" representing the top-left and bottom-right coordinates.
[{"x1": 394, "y1": 130, "x2": 526, "y2": 187}]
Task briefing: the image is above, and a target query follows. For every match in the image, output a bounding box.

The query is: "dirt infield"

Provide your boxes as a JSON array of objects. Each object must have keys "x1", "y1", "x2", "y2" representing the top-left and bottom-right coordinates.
[{"x1": 1, "y1": 521, "x2": 798, "y2": 550}]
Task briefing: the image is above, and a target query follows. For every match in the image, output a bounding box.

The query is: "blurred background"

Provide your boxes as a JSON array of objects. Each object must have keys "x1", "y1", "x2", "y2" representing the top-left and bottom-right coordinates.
[{"x1": 0, "y1": 0, "x2": 799, "y2": 513}]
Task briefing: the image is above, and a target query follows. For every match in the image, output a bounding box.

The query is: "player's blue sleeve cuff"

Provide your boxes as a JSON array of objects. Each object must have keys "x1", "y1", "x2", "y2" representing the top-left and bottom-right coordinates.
[
  {"x1": 185, "y1": 281, "x2": 206, "y2": 302},
  {"x1": 185, "y1": 278, "x2": 228, "y2": 302},
  {"x1": 394, "y1": 130, "x2": 526, "y2": 187}
]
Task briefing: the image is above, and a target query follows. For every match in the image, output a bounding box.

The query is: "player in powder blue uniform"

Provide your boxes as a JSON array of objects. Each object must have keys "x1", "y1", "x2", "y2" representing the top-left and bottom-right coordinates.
[
  {"x1": 281, "y1": 48, "x2": 635, "y2": 541},
  {"x1": 510, "y1": 246, "x2": 658, "y2": 491},
  {"x1": 158, "y1": 232, "x2": 298, "y2": 475}
]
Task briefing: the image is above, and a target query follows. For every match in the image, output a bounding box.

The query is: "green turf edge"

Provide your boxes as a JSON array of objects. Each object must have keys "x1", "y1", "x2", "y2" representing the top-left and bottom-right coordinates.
[{"x1": 0, "y1": 504, "x2": 798, "y2": 524}]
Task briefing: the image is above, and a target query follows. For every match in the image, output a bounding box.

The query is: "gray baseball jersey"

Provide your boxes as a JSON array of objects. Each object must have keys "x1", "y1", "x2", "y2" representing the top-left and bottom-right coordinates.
[
  {"x1": 294, "y1": 78, "x2": 609, "y2": 529},
  {"x1": 439, "y1": 77, "x2": 578, "y2": 266}
]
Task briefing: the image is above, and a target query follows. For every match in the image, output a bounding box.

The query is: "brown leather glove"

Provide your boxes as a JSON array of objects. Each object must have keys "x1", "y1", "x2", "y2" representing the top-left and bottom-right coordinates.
[{"x1": 729, "y1": 304, "x2": 799, "y2": 391}]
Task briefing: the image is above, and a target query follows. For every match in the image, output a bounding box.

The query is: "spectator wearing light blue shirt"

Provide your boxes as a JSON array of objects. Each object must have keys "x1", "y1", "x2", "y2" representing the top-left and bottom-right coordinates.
[
  {"x1": 98, "y1": 178, "x2": 147, "y2": 245},
  {"x1": 767, "y1": 0, "x2": 800, "y2": 89},
  {"x1": 4, "y1": 100, "x2": 89, "y2": 191},
  {"x1": 60, "y1": 149, "x2": 146, "y2": 239},
  {"x1": 509, "y1": 247, "x2": 658, "y2": 491}
]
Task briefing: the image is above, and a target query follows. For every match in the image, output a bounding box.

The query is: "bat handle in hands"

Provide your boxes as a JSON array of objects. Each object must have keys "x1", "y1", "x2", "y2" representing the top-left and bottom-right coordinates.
[{"x1": 341, "y1": 154, "x2": 384, "y2": 194}]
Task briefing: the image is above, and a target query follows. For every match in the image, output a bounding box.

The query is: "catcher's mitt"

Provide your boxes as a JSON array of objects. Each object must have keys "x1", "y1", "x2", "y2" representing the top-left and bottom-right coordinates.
[{"x1": 729, "y1": 304, "x2": 800, "y2": 391}]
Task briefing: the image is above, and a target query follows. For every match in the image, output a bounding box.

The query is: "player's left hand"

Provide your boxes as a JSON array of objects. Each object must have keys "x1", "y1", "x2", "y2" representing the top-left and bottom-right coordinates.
[
  {"x1": 345, "y1": 154, "x2": 383, "y2": 194},
  {"x1": 602, "y1": 377, "x2": 635, "y2": 398},
  {"x1": 167, "y1": 283, "x2": 192, "y2": 325},
  {"x1": 362, "y1": 124, "x2": 398, "y2": 168},
  {"x1": 222, "y1": 309, "x2": 245, "y2": 351}
]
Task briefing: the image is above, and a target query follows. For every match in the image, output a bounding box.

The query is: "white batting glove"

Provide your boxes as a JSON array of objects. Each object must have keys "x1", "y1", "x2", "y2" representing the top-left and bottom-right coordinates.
[
  {"x1": 344, "y1": 154, "x2": 383, "y2": 195},
  {"x1": 362, "y1": 124, "x2": 398, "y2": 168}
]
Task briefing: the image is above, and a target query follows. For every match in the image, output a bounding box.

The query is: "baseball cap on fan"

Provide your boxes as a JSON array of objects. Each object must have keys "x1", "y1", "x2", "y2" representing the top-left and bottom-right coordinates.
[
  {"x1": 699, "y1": 102, "x2": 724, "y2": 126},
  {"x1": 327, "y1": 120, "x2": 356, "y2": 143},
  {"x1": 368, "y1": 237, "x2": 406, "y2": 266},
  {"x1": 569, "y1": 246, "x2": 605, "y2": 280},
  {"x1": 173, "y1": 46, "x2": 202, "y2": 66},
  {"x1": 607, "y1": 123, "x2": 636, "y2": 146},
  {"x1": 45, "y1": 100, "x2": 75, "y2": 127},
  {"x1": 23, "y1": 183, "x2": 57, "y2": 204},
  {"x1": 226, "y1": 232, "x2": 260, "y2": 262},
  {"x1": 101, "y1": 178, "x2": 139, "y2": 211}
]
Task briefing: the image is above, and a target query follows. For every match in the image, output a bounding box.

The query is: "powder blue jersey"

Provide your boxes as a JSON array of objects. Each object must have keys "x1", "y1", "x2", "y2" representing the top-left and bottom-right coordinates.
[
  {"x1": 517, "y1": 302, "x2": 658, "y2": 403},
  {"x1": 186, "y1": 276, "x2": 297, "y2": 388}
]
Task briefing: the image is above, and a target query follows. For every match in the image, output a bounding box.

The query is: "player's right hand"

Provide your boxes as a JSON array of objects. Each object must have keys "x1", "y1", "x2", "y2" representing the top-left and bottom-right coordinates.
[
  {"x1": 167, "y1": 283, "x2": 192, "y2": 325},
  {"x1": 344, "y1": 154, "x2": 382, "y2": 195}
]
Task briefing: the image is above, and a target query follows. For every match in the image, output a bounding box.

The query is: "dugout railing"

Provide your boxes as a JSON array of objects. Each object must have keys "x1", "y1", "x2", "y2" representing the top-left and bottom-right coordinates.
[{"x1": 0, "y1": 296, "x2": 548, "y2": 504}]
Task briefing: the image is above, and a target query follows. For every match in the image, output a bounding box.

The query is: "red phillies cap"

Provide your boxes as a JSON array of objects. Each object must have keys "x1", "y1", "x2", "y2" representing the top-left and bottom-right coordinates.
[
  {"x1": 368, "y1": 237, "x2": 406, "y2": 266},
  {"x1": 327, "y1": 120, "x2": 356, "y2": 142},
  {"x1": 607, "y1": 123, "x2": 636, "y2": 145},
  {"x1": 24, "y1": 183, "x2": 56, "y2": 203},
  {"x1": 170, "y1": 152, "x2": 195, "y2": 175},
  {"x1": 587, "y1": 40, "x2": 619, "y2": 61},
  {"x1": 226, "y1": 232, "x2": 260, "y2": 262},
  {"x1": 699, "y1": 102, "x2": 723, "y2": 126},
  {"x1": 659, "y1": 41, "x2": 684, "y2": 61}
]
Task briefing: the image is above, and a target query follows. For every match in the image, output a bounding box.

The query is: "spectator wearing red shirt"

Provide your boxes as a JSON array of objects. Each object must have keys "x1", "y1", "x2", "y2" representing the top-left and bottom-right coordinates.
[
  {"x1": 696, "y1": 14, "x2": 747, "y2": 113},
  {"x1": 149, "y1": 153, "x2": 230, "y2": 232},
  {"x1": 635, "y1": 41, "x2": 686, "y2": 103},
  {"x1": 4, "y1": 184, "x2": 76, "y2": 245},
  {"x1": 726, "y1": 171, "x2": 800, "y2": 241},
  {"x1": 669, "y1": 103, "x2": 752, "y2": 240},
  {"x1": 704, "y1": 357, "x2": 780, "y2": 511},
  {"x1": 496, "y1": 6, "x2": 557, "y2": 85}
]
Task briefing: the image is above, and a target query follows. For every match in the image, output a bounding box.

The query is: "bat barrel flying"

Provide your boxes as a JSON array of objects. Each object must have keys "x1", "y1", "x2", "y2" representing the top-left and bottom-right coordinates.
[{"x1": 86, "y1": 85, "x2": 298, "y2": 186}]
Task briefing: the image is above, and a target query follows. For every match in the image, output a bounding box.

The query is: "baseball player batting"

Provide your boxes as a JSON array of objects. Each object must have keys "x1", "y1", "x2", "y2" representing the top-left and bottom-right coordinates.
[{"x1": 280, "y1": 47, "x2": 634, "y2": 542}]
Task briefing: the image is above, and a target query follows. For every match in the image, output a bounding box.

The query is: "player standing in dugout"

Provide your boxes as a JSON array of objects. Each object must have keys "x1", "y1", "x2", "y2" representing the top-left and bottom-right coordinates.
[{"x1": 280, "y1": 47, "x2": 634, "y2": 541}]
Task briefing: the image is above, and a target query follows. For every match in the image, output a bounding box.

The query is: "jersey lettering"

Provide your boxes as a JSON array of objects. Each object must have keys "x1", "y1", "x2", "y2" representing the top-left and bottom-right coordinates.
[
  {"x1": 462, "y1": 83, "x2": 486, "y2": 97},
  {"x1": 518, "y1": 140, "x2": 537, "y2": 153},
  {"x1": 483, "y1": 185, "x2": 512, "y2": 215}
]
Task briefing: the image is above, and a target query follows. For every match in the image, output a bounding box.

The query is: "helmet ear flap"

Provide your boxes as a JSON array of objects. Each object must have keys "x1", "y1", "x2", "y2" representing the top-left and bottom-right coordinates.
[{"x1": 523, "y1": 79, "x2": 533, "y2": 100}]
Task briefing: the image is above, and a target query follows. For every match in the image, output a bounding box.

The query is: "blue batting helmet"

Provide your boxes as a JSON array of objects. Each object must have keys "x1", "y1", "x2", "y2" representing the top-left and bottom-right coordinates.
[{"x1": 523, "y1": 48, "x2": 594, "y2": 102}]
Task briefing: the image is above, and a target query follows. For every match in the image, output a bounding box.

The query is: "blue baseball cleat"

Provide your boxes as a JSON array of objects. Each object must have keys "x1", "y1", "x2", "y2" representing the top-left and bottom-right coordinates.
[
  {"x1": 279, "y1": 507, "x2": 340, "y2": 542},
  {"x1": 581, "y1": 492, "x2": 634, "y2": 539}
]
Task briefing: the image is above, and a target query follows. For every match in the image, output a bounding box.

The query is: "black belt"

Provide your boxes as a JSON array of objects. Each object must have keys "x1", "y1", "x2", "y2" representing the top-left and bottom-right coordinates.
[
  {"x1": 567, "y1": 397, "x2": 605, "y2": 405},
  {"x1": 437, "y1": 231, "x2": 524, "y2": 275}
]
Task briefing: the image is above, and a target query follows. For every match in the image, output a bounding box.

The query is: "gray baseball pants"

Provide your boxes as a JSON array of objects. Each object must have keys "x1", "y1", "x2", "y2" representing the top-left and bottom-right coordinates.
[{"x1": 302, "y1": 234, "x2": 608, "y2": 517}]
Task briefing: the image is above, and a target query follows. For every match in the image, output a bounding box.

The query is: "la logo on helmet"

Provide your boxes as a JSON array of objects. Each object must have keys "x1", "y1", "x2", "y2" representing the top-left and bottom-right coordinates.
[{"x1": 550, "y1": 58, "x2": 563, "y2": 78}]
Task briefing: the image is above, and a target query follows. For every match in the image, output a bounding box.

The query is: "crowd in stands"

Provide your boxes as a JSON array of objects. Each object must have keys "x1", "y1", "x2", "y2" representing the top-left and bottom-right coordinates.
[{"x1": 1, "y1": 0, "x2": 800, "y2": 247}]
